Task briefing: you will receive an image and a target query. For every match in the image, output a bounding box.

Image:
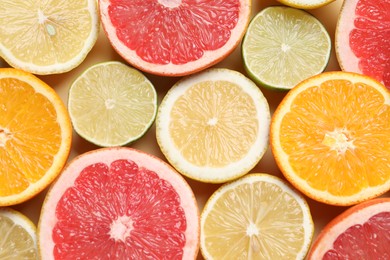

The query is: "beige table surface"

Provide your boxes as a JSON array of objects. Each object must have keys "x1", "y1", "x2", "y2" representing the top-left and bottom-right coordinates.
[{"x1": 6, "y1": 0, "x2": 389, "y2": 258}]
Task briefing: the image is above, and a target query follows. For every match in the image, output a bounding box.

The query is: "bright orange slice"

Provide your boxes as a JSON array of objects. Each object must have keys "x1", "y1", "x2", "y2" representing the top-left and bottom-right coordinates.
[
  {"x1": 0, "y1": 68, "x2": 72, "y2": 206},
  {"x1": 271, "y1": 71, "x2": 390, "y2": 206}
]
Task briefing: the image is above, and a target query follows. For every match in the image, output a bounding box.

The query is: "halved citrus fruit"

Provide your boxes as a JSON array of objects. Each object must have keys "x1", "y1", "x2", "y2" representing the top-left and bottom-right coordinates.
[
  {"x1": 276, "y1": 0, "x2": 336, "y2": 9},
  {"x1": 38, "y1": 147, "x2": 199, "y2": 259},
  {"x1": 0, "y1": 207, "x2": 38, "y2": 259},
  {"x1": 0, "y1": 68, "x2": 72, "y2": 206},
  {"x1": 271, "y1": 71, "x2": 390, "y2": 206},
  {"x1": 242, "y1": 6, "x2": 331, "y2": 90},
  {"x1": 336, "y1": 0, "x2": 390, "y2": 89},
  {"x1": 99, "y1": 0, "x2": 251, "y2": 76},
  {"x1": 0, "y1": 0, "x2": 99, "y2": 75},
  {"x1": 156, "y1": 68, "x2": 270, "y2": 183},
  {"x1": 68, "y1": 61, "x2": 157, "y2": 147},
  {"x1": 308, "y1": 197, "x2": 390, "y2": 259},
  {"x1": 200, "y1": 173, "x2": 314, "y2": 259}
]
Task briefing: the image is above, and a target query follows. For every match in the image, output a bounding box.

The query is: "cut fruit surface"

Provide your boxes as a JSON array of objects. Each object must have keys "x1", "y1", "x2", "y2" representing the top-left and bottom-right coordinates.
[
  {"x1": 336, "y1": 0, "x2": 390, "y2": 89},
  {"x1": 38, "y1": 147, "x2": 199, "y2": 259},
  {"x1": 99, "y1": 0, "x2": 251, "y2": 76},
  {"x1": 0, "y1": 0, "x2": 99, "y2": 75},
  {"x1": 0, "y1": 68, "x2": 72, "y2": 206},
  {"x1": 156, "y1": 68, "x2": 270, "y2": 183},
  {"x1": 308, "y1": 197, "x2": 390, "y2": 259},
  {"x1": 271, "y1": 71, "x2": 390, "y2": 206},
  {"x1": 200, "y1": 173, "x2": 314, "y2": 260},
  {"x1": 68, "y1": 61, "x2": 157, "y2": 147},
  {"x1": 276, "y1": 0, "x2": 336, "y2": 9},
  {"x1": 242, "y1": 6, "x2": 331, "y2": 90},
  {"x1": 0, "y1": 207, "x2": 38, "y2": 259}
]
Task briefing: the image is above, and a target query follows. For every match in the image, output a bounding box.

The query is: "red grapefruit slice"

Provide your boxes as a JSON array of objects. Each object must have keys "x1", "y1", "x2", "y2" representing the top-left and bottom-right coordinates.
[
  {"x1": 99, "y1": 0, "x2": 251, "y2": 76},
  {"x1": 335, "y1": 0, "x2": 390, "y2": 89},
  {"x1": 38, "y1": 147, "x2": 199, "y2": 259},
  {"x1": 308, "y1": 197, "x2": 390, "y2": 259}
]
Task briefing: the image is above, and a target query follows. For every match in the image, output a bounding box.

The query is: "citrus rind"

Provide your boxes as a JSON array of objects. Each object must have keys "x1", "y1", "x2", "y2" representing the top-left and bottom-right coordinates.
[
  {"x1": 68, "y1": 61, "x2": 158, "y2": 147},
  {"x1": 156, "y1": 68, "x2": 271, "y2": 183},
  {"x1": 200, "y1": 173, "x2": 314, "y2": 260},
  {"x1": 271, "y1": 71, "x2": 390, "y2": 206}
]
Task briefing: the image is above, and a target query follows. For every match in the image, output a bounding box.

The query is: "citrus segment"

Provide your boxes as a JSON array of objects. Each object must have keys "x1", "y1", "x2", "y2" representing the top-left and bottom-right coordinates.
[
  {"x1": 68, "y1": 61, "x2": 157, "y2": 147},
  {"x1": 200, "y1": 174, "x2": 314, "y2": 260},
  {"x1": 276, "y1": 0, "x2": 336, "y2": 9},
  {"x1": 99, "y1": 0, "x2": 251, "y2": 76},
  {"x1": 0, "y1": 207, "x2": 38, "y2": 259},
  {"x1": 0, "y1": 68, "x2": 72, "y2": 206},
  {"x1": 336, "y1": 0, "x2": 390, "y2": 89},
  {"x1": 0, "y1": 0, "x2": 99, "y2": 74},
  {"x1": 271, "y1": 71, "x2": 390, "y2": 206},
  {"x1": 242, "y1": 6, "x2": 331, "y2": 90},
  {"x1": 38, "y1": 147, "x2": 199, "y2": 259},
  {"x1": 308, "y1": 198, "x2": 390, "y2": 259},
  {"x1": 156, "y1": 68, "x2": 270, "y2": 183}
]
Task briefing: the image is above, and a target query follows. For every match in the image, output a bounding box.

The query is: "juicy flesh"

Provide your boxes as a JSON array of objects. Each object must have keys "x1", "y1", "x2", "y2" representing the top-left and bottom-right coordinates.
[
  {"x1": 108, "y1": 0, "x2": 240, "y2": 64},
  {"x1": 0, "y1": 78, "x2": 61, "y2": 196},
  {"x1": 69, "y1": 63, "x2": 156, "y2": 145},
  {"x1": 243, "y1": 7, "x2": 330, "y2": 88},
  {"x1": 53, "y1": 159, "x2": 187, "y2": 259},
  {"x1": 0, "y1": 215, "x2": 38, "y2": 258},
  {"x1": 323, "y1": 211, "x2": 390, "y2": 259},
  {"x1": 279, "y1": 79, "x2": 390, "y2": 196},
  {"x1": 203, "y1": 181, "x2": 306, "y2": 259},
  {"x1": 169, "y1": 80, "x2": 259, "y2": 167},
  {"x1": 350, "y1": 0, "x2": 390, "y2": 88},
  {"x1": 0, "y1": 0, "x2": 93, "y2": 65}
]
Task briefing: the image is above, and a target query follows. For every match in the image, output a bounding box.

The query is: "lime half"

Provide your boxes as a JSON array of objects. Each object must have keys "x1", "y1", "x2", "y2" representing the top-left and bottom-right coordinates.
[
  {"x1": 68, "y1": 61, "x2": 157, "y2": 147},
  {"x1": 242, "y1": 6, "x2": 331, "y2": 90}
]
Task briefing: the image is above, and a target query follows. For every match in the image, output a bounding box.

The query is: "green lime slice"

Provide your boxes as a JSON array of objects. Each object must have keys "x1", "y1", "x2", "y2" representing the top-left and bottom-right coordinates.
[{"x1": 242, "y1": 6, "x2": 331, "y2": 90}]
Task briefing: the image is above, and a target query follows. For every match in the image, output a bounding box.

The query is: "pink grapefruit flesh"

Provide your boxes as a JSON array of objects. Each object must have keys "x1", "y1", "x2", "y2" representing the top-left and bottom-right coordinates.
[
  {"x1": 99, "y1": 0, "x2": 251, "y2": 76},
  {"x1": 336, "y1": 0, "x2": 390, "y2": 89},
  {"x1": 38, "y1": 147, "x2": 199, "y2": 259},
  {"x1": 308, "y1": 198, "x2": 390, "y2": 259}
]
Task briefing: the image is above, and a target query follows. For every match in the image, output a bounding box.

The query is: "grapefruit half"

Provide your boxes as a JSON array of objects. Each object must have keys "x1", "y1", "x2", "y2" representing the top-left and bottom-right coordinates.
[
  {"x1": 308, "y1": 197, "x2": 390, "y2": 259},
  {"x1": 335, "y1": 0, "x2": 390, "y2": 89},
  {"x1": 38, "y1": 147, "x2": 199, "y2": 259},
  {"x1": 99, "y1": 0, "x2": 251, "y2": 76}
]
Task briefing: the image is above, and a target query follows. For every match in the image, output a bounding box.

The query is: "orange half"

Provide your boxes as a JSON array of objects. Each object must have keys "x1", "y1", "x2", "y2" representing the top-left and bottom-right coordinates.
[
  {"x1": 271, "y1": 71, "x2": 390, "y2": 206},
  {"x1": 0, "y1": 68, "x2": 72, "y2": 206}
]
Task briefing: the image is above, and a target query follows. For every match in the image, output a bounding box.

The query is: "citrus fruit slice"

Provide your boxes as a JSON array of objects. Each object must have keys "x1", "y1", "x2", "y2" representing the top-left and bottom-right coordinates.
[
  {"x1": 0, "y1": 68, "x2": 72, "y2": 206},
  {"x1": 99, "y1": 0, "x2": 251, "y2": 76},
  {"x1": 200, "y1": 173, "x2": 314, "y2": 260},
  {"x1": 0, "y1": 0, "x2": 99, "y2": 75},
  {"x1": 335, "y1": 0, "x2": 390, "y2": 89},
  {"x1": 271, "y1": 71, "x2": 390, "y2": 206},
  {"x1": 308, "y1": 197, "x2": 390, "y2": 259},
  {"x1": 156, "y1": 68, "x2": 270, "y2": 183},
  {"x1": 0, "y1": 207, "x2": 38, "y2": 259},
  {"x1": 38, "y1": 147, "x2": 200, "y2": 259},
  {"x1": 242, "y1": 6, "x2": 331, "y2": 90},
  {"x1": 276, "y1": 0, "x2": 336, "y2": 9},
  {"x1": 68, "y1": 61, "x2": 157, "y2": 147}
]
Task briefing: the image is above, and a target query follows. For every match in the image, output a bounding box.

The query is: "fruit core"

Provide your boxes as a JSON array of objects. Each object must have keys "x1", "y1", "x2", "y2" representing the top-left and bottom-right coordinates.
[
  {"x1": 0, "y1": 128, "x2": 11, "y2": 147},
  {"x1": 246, "y1": 222, "x2": 261, "y2": 253},
  {"x1": 109, "y1": 215, "x2": 134, "y2": 242},
  {"x1": 37, "y1": 9, "x2": 56, "y2": 37},
  {"x1": 158, "y1": 0, "x2": 182, "y2": 8},
  {"x1": 322, "y1": 128, "x2": 355, "y2": 154}
]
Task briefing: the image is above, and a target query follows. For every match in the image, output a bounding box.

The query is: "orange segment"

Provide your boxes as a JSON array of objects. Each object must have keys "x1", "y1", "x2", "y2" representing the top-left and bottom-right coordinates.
[
  {"x1": 271, "y1": 71, "x2": 390, "y2": 206},
  {"x1": 0, "y1": 68, "x2": 72, "y2": 206}
]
